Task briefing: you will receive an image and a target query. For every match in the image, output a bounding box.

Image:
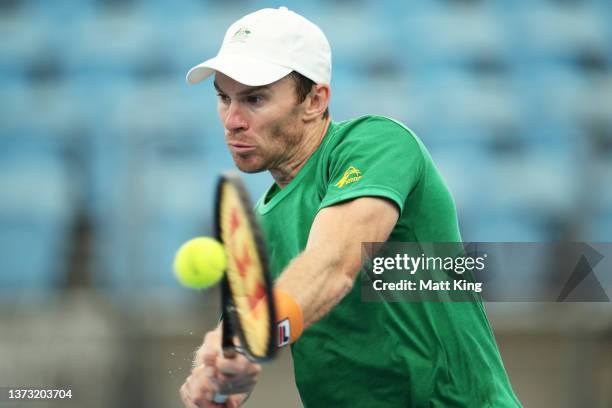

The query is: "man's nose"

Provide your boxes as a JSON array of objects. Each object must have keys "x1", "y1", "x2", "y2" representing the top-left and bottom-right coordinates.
[{"x1": 224, "y1": 101, "x2": 248, "y2": 132}]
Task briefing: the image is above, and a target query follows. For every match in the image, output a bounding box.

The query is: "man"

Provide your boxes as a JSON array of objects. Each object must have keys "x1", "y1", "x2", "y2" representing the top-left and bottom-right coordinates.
[{"x1": 180, "y1": 7, "x2": 521, "y2": 408}]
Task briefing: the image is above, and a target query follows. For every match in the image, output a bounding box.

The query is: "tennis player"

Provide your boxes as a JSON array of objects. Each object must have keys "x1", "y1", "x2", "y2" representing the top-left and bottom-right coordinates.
[{"x1": 180, "y1": 7, "x2": 521, "y2": 408}]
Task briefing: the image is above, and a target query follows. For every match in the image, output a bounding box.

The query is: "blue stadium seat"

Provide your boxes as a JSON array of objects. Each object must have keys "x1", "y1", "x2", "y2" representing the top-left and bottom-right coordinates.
[
  {"x1": 314, "y1": 4, "x2": 394, "y2": 71},
  {"x1": 508, "y1": 1, "x2": 609, "y2": 75},
  {"x1": 429, "y1": 144, "x2": 495, "y2": 212},
  {"x1": 520, "y1": 66, "x2": 597, "y2": 127},
  {"x1": 588, "y1": 212, "x2": 612, "y2": 242},
  {"x1": 0, "y1": 155, "x2": 74, "y2": 294},
  {"x1": 164, "y1": 7, "x2": 234, "y2": 75},
  {"x1": 330, "y1": 75, "x2": 416, "y2": 124},
  {"x1": 21, "y1": 0, "x2": 97, "y2": 20},
  {"x1": 0, "y1": 81, "x2": 32, "y2": 137},
  {"x1": 584, "y1": 160, "x2": 612, "y2": 241},
  {"x1": 461, "y1": 210, "x2": 561, "y2": 243},
  {"x1": 416, "y1": 71, "x2": 521, "y2": 145},
  {"x1": 0, "y1": 15, "x2": 51, "y2": 81},
  {"x1": 489, "y1": 152, "x2": 578, "y2": 216},
  {"x1": 144, "y1": 0, "x2": 207, "y2": 16},
  {"x1": 0, "y1": 81, "x2": 79, "y2": 300},
  {"x1": 398, "y1": 3, "x2": 512, "y2": 74},
  {"x1": 61, "y1": 12, "x2": 161, "y2": 79}
]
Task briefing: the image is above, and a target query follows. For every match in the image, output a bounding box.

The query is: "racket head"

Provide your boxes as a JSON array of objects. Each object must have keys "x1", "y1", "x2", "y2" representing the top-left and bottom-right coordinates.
[{"x1": 215, "y1": 172, "x2": 276, "y2": 362}]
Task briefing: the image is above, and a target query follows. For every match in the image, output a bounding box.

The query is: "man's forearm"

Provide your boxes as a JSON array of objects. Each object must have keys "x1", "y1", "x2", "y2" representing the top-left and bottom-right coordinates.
[
  {"x1": 274, "y1": 197, "x2": 399, "y2": 331},
  {"x1": 274, "y1": 245, "x2": 356, "y2": 328}
]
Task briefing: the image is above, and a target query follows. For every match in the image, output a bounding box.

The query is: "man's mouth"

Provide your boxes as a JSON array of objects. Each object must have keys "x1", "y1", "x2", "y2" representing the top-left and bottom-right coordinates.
[{"x1": 228, "y1": 142, "x2": 257, "y2": 154}]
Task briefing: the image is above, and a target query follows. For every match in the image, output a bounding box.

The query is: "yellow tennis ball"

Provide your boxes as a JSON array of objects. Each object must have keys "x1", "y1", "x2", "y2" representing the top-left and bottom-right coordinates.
[{"x1": 174, "y1": 237, "x2": 226, "y2": 289}]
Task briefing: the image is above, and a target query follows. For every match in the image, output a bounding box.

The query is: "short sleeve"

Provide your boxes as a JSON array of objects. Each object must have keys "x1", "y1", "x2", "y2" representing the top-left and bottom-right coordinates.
[{"x1": 319, "y1": 116, "x2": 425, "y2": 214}]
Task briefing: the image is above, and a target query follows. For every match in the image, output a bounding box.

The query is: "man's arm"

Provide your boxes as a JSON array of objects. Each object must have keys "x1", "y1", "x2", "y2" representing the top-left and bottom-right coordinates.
[
  {"x1": 275, "y1": 196, "x2": 399, "y2": 328},
  {"x1": 180, "y1": 197, "x2": 398, "y2": 407}
]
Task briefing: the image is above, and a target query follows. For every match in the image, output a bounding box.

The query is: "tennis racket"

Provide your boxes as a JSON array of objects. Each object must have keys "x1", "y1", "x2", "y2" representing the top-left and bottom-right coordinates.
[{"x1": 213, "y1": 172, "x2": 276, "y2": 403}]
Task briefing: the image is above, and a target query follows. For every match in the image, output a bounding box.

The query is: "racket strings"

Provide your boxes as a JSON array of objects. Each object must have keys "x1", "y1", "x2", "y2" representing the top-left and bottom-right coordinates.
[{"x1": 219, "y1": 183, "x2": 272, "y2": 358}]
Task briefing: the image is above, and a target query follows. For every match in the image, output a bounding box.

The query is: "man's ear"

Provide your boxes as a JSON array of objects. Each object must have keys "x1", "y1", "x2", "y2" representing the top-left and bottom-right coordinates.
[{"x1": 302, "y1": 84, "x2": 330, "y2": 121}]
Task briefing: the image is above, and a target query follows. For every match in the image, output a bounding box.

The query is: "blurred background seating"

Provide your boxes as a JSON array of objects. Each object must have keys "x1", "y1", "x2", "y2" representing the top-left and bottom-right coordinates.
[{"x1": 1, "y1": 1, "x2": 611, "y2": 406}]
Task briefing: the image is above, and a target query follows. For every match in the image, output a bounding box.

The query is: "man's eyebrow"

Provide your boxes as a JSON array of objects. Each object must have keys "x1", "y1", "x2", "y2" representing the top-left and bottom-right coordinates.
[{"x1": 213, "y1": 81, "x2": 270, "y2": 96}]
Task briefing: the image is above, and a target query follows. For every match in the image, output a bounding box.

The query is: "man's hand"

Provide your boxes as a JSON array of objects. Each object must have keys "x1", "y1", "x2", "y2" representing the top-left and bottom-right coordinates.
[{"x1": 180, "y1": 327, "x2": 262, "y2": 408}]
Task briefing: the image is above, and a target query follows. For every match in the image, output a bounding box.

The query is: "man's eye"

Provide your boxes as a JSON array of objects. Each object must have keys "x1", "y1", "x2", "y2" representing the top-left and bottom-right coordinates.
[
  {"x1": 217, "y1": 93, "x2": 230, "y2": 103},
  {"x1": 246, "y1": 95, "x2": 263, "y2": 105}
]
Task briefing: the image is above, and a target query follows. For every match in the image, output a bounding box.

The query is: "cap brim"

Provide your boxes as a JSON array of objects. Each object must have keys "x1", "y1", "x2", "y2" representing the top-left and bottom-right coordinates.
[{"x1": 186, "y1": 54, "x2": 292, "y2": 86}]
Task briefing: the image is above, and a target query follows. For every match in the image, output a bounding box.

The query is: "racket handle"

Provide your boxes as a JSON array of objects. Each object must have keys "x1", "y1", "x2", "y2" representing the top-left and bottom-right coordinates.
[
  {"x1": 212, "y1": 347, "x2": 237, "y2": 404},
  {"x1": 213, "y1": 393, "x2": 228, "y2": 404}
]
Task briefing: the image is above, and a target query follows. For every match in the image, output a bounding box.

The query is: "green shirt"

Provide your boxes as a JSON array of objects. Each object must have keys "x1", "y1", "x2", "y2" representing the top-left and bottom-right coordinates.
[{"x1": 255, "y1": 115, "x2": 521, "y2": 407}]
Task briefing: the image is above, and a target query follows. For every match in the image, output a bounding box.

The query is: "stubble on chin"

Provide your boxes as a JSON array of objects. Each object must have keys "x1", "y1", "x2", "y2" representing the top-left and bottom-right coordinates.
[{"x1": 231, "y1": 152, "x2": 267, "y2": 174}]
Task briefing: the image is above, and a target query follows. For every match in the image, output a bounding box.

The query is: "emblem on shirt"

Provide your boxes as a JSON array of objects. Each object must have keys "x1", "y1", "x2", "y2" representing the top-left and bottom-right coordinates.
[
  {"x1": 230, "y1": 27, "x2": 252, "y2": 43},
  {"x1": 335, "y1": 166, "x2": 362, "y2": 188}
]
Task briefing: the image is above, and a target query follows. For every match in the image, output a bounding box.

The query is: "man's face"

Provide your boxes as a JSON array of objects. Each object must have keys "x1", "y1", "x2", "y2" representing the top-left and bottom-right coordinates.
[{"x1": 214, "y1": 72, "x2": 305, "y2": 173}]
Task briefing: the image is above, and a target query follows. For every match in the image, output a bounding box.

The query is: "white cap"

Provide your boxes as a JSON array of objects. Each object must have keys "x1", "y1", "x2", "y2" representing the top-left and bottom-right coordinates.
[{"x1": 186, "y1": 7, "x2": 331, "y2": 86}]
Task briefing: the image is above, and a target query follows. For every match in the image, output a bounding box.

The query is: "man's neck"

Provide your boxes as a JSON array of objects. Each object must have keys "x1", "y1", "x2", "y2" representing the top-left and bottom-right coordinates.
[{"x1": 270, "y1": 117, "x2": 331, "y2": 189}]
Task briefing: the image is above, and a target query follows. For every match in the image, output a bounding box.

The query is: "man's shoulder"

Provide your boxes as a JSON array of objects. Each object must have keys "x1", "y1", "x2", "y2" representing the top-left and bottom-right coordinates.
[
  {"x1": 334, "y1": 114, "x2": 415, "y2": 135},
  {"x1": 326, "y1": 114, "x2": 423, "y2": 156}
]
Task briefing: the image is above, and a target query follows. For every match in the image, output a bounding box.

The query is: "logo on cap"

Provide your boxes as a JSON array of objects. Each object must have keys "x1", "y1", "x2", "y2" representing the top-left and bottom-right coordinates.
[{"x1": 231, "y1": 27, "x2": 252, "y2": 43}]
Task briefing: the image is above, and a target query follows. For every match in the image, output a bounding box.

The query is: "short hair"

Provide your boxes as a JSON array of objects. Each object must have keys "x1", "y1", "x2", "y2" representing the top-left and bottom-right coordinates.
[{"x1": 288, "y1": 71, "x2": 330, "y2": 119}]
